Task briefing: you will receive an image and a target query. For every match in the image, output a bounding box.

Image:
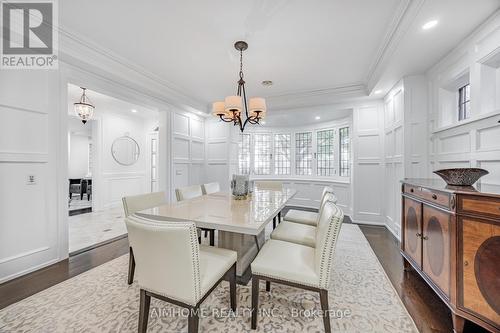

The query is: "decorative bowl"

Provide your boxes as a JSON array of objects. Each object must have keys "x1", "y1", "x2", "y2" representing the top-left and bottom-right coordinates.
[{"x1": 433, "y1": 168, "x2": 489, "y2": 186}]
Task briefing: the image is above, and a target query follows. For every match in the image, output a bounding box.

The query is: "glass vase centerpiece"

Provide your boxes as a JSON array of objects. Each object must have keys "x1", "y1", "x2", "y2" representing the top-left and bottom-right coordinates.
[{"x1": 231, "y1": 174, "x2": 249, "y2": 200}]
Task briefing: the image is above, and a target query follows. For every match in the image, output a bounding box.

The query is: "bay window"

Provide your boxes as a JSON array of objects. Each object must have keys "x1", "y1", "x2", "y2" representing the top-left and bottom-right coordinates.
[{"x1": 238, "y1": 124, "x2": 350, "y2": 179}]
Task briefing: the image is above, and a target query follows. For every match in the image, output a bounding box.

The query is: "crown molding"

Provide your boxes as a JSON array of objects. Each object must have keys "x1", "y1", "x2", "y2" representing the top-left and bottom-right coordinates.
[
  {"x1": 58, "y1": 27, "x2": 207, "y2": 114},
  {"x1": 365, "y1": 0, "x2": 425, "y2": 93},
  {"x1": 265, "y1": 83, "x2": 367, "y2": 110}
]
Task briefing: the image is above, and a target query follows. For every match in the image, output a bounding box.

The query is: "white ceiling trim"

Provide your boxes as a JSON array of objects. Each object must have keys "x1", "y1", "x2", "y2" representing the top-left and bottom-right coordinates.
[
  {"x1": 265, "y1": 83, "x2": 367, "y2": 110},
  {"x1": 58, "y1": 26, "x2": 207, "y2": 113},
  {"x1": 365, "y1": 0, "x2": 426, "y2": 93}
]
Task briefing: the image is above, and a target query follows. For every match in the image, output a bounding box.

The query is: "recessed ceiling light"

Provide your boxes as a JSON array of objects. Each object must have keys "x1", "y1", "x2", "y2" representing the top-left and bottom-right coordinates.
[
  {"x1": 315, "y1": 116, "x2": 321, "y2": 120},
  {"x1": 422, "y1": 20, "x2": 438, "y2": 30},
  {"x1": 131, "y1": 109, "x2": 137, "y2": 113},
  {"x1": 262, "y1": 80, "x2": 273, "y2": 86},
  {"x1": 374, "y1": 90, "x2": 382, "y2": 95}
]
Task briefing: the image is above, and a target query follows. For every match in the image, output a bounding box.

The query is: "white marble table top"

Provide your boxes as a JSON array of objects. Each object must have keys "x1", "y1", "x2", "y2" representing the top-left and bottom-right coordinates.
[{"x1": 135, "y1": 188, "x2": 296, "y2": 235}]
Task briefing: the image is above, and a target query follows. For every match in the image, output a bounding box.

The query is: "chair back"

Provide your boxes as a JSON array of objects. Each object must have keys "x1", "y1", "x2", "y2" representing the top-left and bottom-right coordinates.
[
  {"x1": 322, "y1": 186, "x2": 334, "y2": 197},
  {"x1": 175, "y1": 185, "x2": 203, "y2": 201},
  {"x1": 125, "y1": 216, "x2": 202, "y2": 306},
  {"x1": 314, "y1": 201, "x2": 344, "y2": 289},
  {"x1": 202, "y1": 182, "x2": 220, "y2": 195},
  {"x1": 122, "y1": 192, "x2": 167, "y2": 217},
  {"x1": 254, "y1": 181, "x2": 283, "y2": 190}
]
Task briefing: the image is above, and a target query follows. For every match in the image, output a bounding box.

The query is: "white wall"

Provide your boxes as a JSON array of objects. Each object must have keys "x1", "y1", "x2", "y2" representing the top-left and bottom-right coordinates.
[
  {"x1": 171, "y1": 111, "x2": 207, "y2": 199},
  {"x1": 68, "y1": 134, "x2": 90, "y2": 179},
  {"x1": 427, "y1": 12, "x2": 500, "y2": 185},
  {"x1": 351, "y1": 103, "x2": 386, "y2": 225},
  {"x1": 0, "y1": 70, "x2": 60, "y2": 283}
]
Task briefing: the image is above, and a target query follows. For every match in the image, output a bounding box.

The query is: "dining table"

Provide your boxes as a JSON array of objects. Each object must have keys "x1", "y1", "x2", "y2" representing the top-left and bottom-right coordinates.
[{"x1": 134, "y1": 187, "x2": 297, "y2": 283}]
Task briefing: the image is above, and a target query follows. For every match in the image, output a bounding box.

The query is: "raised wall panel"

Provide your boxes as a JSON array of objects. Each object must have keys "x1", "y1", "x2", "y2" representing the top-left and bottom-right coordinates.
[
  {"x1": 173, "y1": 163, "x2": 189, "y2": 190},
  {"x1": 207, "y1": 142, "x2": 227, "y2": 160},
  {"x1": 105, "y1": 174, "x2": 145, "y2": 206},
  {"x1": 394, "y1": 90, "x2": 403, "y2": 123},
  {"x1": 190, "y1": 118, "x2": 204, "y2": 140},
  {"x1": 206, "y1": 163, "x2": 229, "y2": 189},
  {"x1": 357, "y1": 106, "x2": 379, "y2": 133},
  {"x1": 189, "y1": 163, "x2": 204, "y2": 185},
  {"x1": 0, "y1": 105, "x2": 48, "y2": 155},
  {"x1": 394, "y1": 126, "x2": 404, "y2": 156},
  {"x1": 173, "y1": 113, "x2": 189, "y2": 136},
  {"x1": 355, "y1": 163, "x2": 382, "y2": 217},
  {"x1": 477, "y1": 125, "x2": 500, "y2": 151},
  {"x1": 190, "y1": 141, "x2": 204, "y2": 161},
  {"x1": 358, "y1": 135, "x2": 381, "y2": 160},
  {"x1": 478, "y1": 160, "x2": 500, "y2": 184},
  {"x1": 385, "y1": 132, "x2": 394, "y2": 158},
  {"x1": 207, "y1": 121, "x2": 227, "y2": 140},
  {"x1": 439, "y1": 133, "x2": 471, "y2": 154},
  {"x1": 173, "y1": 137, "x2": 190, "y2": 160}
]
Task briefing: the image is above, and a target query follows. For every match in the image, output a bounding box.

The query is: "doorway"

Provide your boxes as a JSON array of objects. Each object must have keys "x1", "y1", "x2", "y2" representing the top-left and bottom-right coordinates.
[{"x1": 66, "y1": 83, "x2": 160, "y2": 255}]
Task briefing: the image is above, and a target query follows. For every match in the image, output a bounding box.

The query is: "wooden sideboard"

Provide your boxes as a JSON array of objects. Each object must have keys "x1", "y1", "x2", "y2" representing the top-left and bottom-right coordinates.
[{"x1": 401, "y1": 179, "x2": 500, "y2": 333}]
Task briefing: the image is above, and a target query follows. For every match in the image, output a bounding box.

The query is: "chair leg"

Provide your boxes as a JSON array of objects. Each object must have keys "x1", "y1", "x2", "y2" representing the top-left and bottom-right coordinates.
[
  {"x1": 273, "y1": 216, "x2": 276, "y2": 229},
  {"x1": 228, "y1": 264, "x2": 237, "y2": 312},
  {"x1": 188, "y1": 306, "x2": 199, "y2": 333},
  {"x1": 138, "y1": 289, "x2": 151, "y2": 333},
  {"x1": 266, "y1": 281, "x2": 271, "y2": 292},
  {"x1": 278, "y1": 211, "x2": 281, "y2": 223},
  {"x1": 128, "y1": 247, "x2": 135, "y2": 285},
  {"x1": 319, "y1": 289, "x2": 331, "y2": 333},
  {"x1": 198, "y1": 236, "x2": 201, "y2": 244},
  {"x1": 209, "y1": 230, "x2": 215, "y2": 246},
  {"x1": 204, "y1": 230, "x2": 208, "y2": 238},
  {"x1": 251, "y1": 276, "x2": 259, "y2": 329}
]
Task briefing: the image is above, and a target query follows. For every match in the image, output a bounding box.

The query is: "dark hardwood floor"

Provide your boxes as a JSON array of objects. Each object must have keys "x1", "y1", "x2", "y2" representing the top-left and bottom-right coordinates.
[
  {"x1": 0, "y1": 237, "x2": 129, "y2": 310},
  {"x1": 0, "y1": 222, "x2": 489, "y2": 333},
  {"x1": 359, "y1": 224, "x2": 488, "y2": 333}
]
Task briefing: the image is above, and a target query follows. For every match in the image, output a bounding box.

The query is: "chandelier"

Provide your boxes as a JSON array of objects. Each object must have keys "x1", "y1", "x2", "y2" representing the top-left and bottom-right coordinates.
[
  {"x1": 212, "y1": 41, "x2": 266, "y2": 132},
  {"x1": 74, "y1": 87, "x2": 95, "y2": 124}
]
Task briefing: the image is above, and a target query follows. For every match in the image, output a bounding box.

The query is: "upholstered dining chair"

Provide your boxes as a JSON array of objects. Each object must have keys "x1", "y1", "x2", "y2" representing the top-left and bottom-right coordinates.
[
  {"x1": 201, "y1": 182, "x2": 220, "y2": 195},
  {"x1": 122, "y1": 191, "x2": 167, "y2": 285},
  {"x1": 270, "y1": 192, "x2": 336, "y2": 248},
  {"x1": 250, "y1": 200, "x2": 344, "y2": 333},
  {"x1": 175, "y1": 185, "x2": 215, "y2": 246},
  {"x1": 125, "y1": 216, "x2": 237, "y2": 333},
  {"x1": 254, "y1": 180, "x2": 284, "y2": 229},
  {"x1": 175, "y1": 185, "x2": 204, "y2": 201},
  {"x1": 283, "y1": 186, "x2": 336, "y2": 226}
]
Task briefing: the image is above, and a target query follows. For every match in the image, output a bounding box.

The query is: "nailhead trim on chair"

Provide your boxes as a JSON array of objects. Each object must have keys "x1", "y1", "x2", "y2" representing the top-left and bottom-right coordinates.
[
  {"x1": 126, "y1": 216, "x2": 202, "y2": 305},
  {"x1": 318, "y1": 203, "x2": 344, "y2": 289}
]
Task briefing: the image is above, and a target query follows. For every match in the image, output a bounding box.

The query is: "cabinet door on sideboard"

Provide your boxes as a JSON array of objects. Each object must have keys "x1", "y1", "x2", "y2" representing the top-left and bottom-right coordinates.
[
  {"x1": 404, "y1": 197, "x2": 422, "y2": 268},
  {"x1": 422, "y1": 205, "x2": 451, "y2": 298},
  {"x1": 460, "y1": 217, "x2": 500, "y2": 327}
]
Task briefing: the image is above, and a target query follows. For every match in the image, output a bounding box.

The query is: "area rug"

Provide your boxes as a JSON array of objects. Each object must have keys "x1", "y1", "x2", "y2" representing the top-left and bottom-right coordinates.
[{"x1": 0, "y1": 224, "x2": 418, "y2": 333}]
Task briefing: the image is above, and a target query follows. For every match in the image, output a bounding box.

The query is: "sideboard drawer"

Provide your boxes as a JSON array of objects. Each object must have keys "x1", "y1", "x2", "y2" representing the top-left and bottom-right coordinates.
[
  {"x1": 405, "y1": 186, "x2": 451, "y2": 209},
  {"x1": 404, "y1": 184, "x2": 419, "y2": 195},
  {"x1": 458, "y1": 195, "x2": 500, "y2": 219}
]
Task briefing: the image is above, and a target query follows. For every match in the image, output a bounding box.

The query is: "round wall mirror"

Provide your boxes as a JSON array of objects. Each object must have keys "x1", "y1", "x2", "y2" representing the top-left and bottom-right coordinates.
[{"x1": 111, "y1": 136, "x2": 140, "y2": 166}]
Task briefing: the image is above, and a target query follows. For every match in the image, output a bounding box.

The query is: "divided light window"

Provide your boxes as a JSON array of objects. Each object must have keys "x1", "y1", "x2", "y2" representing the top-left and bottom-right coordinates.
[
  {"x1": 458, "y1": 84, "x2": 470, "y2": 121},
  {"x1": 339, "y1": 127, "x2": 350, "y2": 177},
  {"x1": 238, "y1": 134, "x2": 251, "y2": 175},
  {"x1": 295, "y1": 132, "x2": 313, "y2": 175},
  {"x1": 274, "y1": 134, "x2": 291, "y2": 175},
  {"x1": 316, "y1": 129, "x2": 335, "y2": 176},
  {"x1": 253, "y1": 133, "x2": 271, "y2": 175}
]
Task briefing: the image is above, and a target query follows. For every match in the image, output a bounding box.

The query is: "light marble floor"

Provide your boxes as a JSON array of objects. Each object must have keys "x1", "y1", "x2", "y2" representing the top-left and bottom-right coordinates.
[
  {"x1": 68, "y1": 196, "x2": 92, "y2": 211},
  {"x1": 68, "y1": 206, "x2": 127, "y2": 254}
]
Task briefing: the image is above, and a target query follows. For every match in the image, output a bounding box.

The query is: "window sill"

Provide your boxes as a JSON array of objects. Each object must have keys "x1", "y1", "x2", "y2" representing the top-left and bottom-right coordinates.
[
  {"x1": 250, "y1": 176, "x2": 350, "y2": 185},
  {"x1": 432, "y1": 110, "x2": 500, "y2": 134}
]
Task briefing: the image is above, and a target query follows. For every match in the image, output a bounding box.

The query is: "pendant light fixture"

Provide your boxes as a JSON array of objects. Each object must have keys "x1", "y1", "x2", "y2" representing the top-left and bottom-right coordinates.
[
  {"x1": 212, "y1": 41, "x2": 266, "y2": 132},
  {"x1": 74, "y1": 87, "x2": 95, "y2": 124}
]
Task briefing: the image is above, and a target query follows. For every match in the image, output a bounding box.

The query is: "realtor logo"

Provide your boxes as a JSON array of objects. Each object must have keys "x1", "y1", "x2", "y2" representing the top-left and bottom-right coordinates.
[{"x1": 1, "y1": 0, "x2": 58, "y2": 69}]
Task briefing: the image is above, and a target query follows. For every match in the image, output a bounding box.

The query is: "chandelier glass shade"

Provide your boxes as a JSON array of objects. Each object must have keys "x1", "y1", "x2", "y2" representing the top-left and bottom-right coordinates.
[
  {"x1": 212, "y1": 41, "x2": 266, "y2": 132},
  {"x1": 74, "y1": 87, "x2": 95, "y2": 124}
]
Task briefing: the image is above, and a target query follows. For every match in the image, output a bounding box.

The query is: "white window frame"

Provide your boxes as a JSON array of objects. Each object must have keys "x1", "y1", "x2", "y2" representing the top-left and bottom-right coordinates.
[{"x1": 243, "y1": 122, "x2": 351, "y2": 181}]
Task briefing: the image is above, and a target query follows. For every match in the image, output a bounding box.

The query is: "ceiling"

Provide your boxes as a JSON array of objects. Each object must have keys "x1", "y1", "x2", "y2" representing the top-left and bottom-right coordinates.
[
  {"x1": 67, "y1": 84, "x2": 159, "y2": 120},
  {"x1": 60, "y1": 0, "x2": 500, "y2": 115}
]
